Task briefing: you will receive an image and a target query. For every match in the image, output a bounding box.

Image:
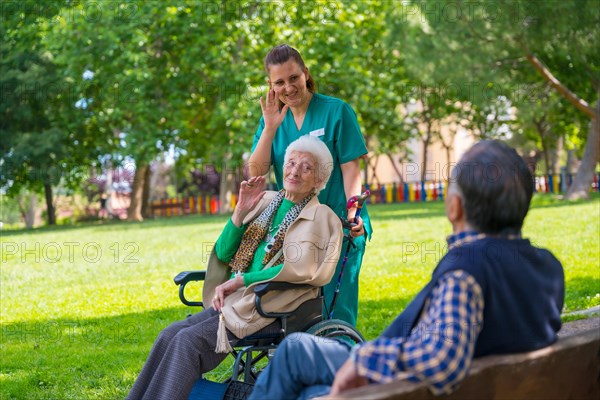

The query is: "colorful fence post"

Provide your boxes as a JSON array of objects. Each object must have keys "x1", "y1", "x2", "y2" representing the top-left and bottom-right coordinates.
[
  {"x1": 205, "y1": 195, "x2": 210, "y2": 214},
  {"x1": 425, "y1": 182, "x2": 432, "y2": 201}
]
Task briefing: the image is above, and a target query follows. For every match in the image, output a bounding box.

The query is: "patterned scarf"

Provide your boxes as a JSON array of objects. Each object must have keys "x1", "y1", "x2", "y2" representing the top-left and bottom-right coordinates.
[{"x1": 229, "y1": 190, "x2": 315, "y2": 274}]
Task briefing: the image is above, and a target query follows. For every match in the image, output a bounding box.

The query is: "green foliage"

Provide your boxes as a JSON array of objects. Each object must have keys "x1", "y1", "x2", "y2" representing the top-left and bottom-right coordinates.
[
  {"x1": 3, "y1": 0, "x2": 599, "y2": 221},
  {"x1": 1, "y1": 195, "x2": 598, "y2": 398},
  {"x1": 396, "y1": 0, "x2": 598, "y2": 131},
  {"x1": 0, "y1": 1, "x2": 65, "y2": 204}
]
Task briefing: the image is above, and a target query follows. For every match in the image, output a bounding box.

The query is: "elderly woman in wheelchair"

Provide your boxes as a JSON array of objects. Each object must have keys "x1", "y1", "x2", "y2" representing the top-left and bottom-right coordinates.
[{"x1": 128, "y1": 135, "x2": 357, "y2": 400}]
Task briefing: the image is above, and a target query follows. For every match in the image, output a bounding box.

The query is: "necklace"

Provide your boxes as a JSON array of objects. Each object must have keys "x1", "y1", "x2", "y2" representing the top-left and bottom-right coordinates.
[{"x1": 264, "y1": 223, "x2": 281, "y2": 252}]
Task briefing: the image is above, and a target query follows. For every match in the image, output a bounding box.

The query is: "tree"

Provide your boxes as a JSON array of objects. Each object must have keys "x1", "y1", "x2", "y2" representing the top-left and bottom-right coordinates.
[
  {"x1": 0, "y1": 1, "x2": 75, "y2": 226},
  {"x1": 395, "y1": 0, "x2": 599, "y2": 198},
  {"x1": 47, "y1": 1, "x2": 203, "y2": 220}
]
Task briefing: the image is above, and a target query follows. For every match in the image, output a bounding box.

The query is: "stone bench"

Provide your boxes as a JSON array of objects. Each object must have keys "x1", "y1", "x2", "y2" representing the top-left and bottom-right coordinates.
[{"x1": 323, "y1": 328, "x2": 600, "y2": 399}]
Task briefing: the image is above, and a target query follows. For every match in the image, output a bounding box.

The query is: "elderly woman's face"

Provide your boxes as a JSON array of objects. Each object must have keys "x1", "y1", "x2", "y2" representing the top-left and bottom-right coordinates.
[
  {"x1": 283, "y1": 151, "x2": 320, "y2": 200},
  {"x1": 268, "y1": 60, "x2": 309, "y2": 108}
]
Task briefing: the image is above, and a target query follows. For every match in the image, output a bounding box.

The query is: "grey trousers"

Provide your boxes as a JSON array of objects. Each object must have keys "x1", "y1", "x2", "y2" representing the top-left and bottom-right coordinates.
[{"x1": 127, "y1": 307, "x2": 280, "y2": 400}]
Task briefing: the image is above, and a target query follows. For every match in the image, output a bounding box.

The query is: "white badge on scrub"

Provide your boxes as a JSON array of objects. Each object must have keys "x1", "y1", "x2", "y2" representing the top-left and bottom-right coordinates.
[{"x1": 309, "y1": 128, "x2": 325, "y2": 137}]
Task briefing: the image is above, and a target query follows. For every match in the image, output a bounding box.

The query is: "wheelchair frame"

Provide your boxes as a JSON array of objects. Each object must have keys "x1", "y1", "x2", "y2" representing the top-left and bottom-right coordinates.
[{"x1": 173, "y1": 270, "x2": 365, "y2": 391}]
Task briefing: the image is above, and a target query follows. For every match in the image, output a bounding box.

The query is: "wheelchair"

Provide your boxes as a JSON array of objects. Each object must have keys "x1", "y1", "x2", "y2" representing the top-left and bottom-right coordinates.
[{"x1": 173, "y1": 269, "x2": 365, "y2": 400}]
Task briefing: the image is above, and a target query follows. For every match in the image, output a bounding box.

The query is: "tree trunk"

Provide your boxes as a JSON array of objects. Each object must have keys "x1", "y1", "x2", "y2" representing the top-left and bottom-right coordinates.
[
  {"x1": 386, "y1": 153, "x2": 404, "y2": 183},
  {"x1": 533, "y1": 116, "x2": 551, "y2": 175},
  {"x1": 369, "y1": 156, "x2": 380, "y2": 186},
  {"x1": 421, "y1": 120, "x2": 432, "y2": 182},
  {"x1": 540, "y1": 138, "x2": 551, "y2": 175},
  {"x1": 219, "y1": 153, "x2": 237, "y2": 215},
  {"x1": 18, "y1": 192, "x2": 37, "y2": 229},
  {"x1": 565, "y1": 96, "x2": 600, "y2": 199},
  {"x1": 26, "y1": 193, "x2": 36, "y2": 229},
  {"x1": 128, "y1": 163, "x2": 148, "y2": 221},
  {"x1": 524, "y1": 50, "x2": 594, "y2": 118},
  {"x1": 566, "y1": 149, "x2": 577, "y2": 174},
  {"x1": 551, "y1": 135, "x2": 563, "y2": 175},
  {"x1": 141, "y1": 163, "x2": 152, "y2": 219},
  {"x1": 43, "y1": 179, "x2": 56, "y2": 226}
]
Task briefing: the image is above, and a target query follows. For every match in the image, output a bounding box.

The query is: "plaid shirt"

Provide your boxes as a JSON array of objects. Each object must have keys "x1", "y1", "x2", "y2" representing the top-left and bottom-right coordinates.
[{"x1": 352, "y1": 232, "x2": 485, "y2": 395}]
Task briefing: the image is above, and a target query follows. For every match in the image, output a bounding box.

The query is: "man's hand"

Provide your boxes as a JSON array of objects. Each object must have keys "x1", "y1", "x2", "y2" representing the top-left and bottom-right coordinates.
[{"x1": 330, "y1": 358, "x2": 369, "y2": 395}]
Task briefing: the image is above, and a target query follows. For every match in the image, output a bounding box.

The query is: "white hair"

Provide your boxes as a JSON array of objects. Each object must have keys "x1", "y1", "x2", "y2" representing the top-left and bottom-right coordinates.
[{"x1": 284, "y1": 135, "x2": 334, "y2": 194}]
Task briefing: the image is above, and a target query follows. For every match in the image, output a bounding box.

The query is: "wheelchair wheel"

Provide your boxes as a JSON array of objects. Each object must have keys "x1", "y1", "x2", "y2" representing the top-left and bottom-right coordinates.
[{"x1": 305, "y1": 319, "x2": 365, "y2": 344}]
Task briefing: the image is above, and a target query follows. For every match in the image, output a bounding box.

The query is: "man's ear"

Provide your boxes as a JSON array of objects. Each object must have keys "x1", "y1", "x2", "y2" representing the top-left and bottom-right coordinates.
[{"x1": 447, "y1": 193, "x2": 464, "y2": 225}]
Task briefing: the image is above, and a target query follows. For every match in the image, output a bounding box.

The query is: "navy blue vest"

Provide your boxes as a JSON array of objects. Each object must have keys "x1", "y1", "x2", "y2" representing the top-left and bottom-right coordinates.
[{"x1": 382, "y1": 238, "x2": 564, "y2": 357}]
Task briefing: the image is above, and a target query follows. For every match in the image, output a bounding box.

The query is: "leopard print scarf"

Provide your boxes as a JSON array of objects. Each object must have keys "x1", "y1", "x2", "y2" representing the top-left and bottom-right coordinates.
[{"x1": 229, "y1": 190, "x2": 315, "y2": 274}]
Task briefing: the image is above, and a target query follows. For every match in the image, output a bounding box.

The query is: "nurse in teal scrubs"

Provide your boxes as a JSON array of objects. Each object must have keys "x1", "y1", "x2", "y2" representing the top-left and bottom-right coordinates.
[{"x1": 248, "y1": 44, "x2": 372, "y2": 327}]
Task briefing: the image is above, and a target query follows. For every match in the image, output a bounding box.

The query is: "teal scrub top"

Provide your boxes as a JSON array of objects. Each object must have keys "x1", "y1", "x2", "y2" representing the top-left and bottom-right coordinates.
[{"x1": 252, "y1": 93, "x2": 372, "y2": 238}]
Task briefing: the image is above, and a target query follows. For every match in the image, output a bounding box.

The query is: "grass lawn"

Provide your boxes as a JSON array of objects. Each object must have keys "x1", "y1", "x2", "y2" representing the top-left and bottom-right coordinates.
[{"x1": 1, "y1": 194, "x2": 599, "y2": 399}]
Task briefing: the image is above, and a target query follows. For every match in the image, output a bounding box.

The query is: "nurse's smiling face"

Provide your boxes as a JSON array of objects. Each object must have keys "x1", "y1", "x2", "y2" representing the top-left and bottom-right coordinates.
[{"x1": 267, "y1": 59, "x2": 311, "y2": 109}]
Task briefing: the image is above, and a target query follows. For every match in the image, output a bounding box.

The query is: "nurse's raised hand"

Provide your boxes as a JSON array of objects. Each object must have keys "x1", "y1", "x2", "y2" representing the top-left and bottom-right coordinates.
[{"x1": 260, "y1": 89, "x2": 289, "y2": 132}]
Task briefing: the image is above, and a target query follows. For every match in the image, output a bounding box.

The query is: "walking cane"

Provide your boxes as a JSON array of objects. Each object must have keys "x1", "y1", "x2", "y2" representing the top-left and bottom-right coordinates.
[{"x1": 328, "y1": 190, "x2": 370, "y2": 319}]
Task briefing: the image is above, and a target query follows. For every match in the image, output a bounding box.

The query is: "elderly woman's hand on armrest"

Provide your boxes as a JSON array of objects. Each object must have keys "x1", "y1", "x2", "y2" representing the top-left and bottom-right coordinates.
[{"x1": 212, "y1": 275, "x2": 245, "y2": 311}]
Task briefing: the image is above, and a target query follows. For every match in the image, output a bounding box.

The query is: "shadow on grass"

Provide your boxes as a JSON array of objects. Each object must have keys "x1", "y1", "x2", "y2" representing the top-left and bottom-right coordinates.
[
  {"x1": 0, "y1": 306, "x2": 207, "y2": 399},
  {"x1": 1, "y1": 292, "x2": 420, "y2": 398},
  {"x1": 3, "y1": 273, "x2": 597, "y2": 399}
]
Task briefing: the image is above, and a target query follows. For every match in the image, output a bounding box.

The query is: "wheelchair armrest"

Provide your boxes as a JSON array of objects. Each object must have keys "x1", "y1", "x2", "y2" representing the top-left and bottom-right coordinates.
[
  {"x1": 254, "y1": 281, "x2": 317, "y2": 318},
  {"x1": 174, "y1": 270, "x2": 206, "y2": 285},
  {"x1": 173, "y1": 271, "x2": 206, "y2": 307}
]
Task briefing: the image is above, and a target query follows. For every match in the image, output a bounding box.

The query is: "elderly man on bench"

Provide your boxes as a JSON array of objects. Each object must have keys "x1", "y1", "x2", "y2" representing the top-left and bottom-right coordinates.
[{"x1": 249, "y1": 140, "x2": 565, "y2": 399}]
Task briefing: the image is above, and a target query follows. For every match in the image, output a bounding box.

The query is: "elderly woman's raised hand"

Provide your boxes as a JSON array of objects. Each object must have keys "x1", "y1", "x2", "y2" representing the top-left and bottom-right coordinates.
[
  {"x1": 260, "y1": 89, "x2": 289, "y2": 132},
  {"x1": 231, "y1": 176, "x2": 266, "y2": 227}
]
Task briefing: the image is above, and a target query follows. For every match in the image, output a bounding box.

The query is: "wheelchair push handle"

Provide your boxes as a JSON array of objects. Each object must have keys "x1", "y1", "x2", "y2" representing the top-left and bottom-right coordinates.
[{"x1": 346, "y1": 190, "x2": 370, "y2": 224}]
